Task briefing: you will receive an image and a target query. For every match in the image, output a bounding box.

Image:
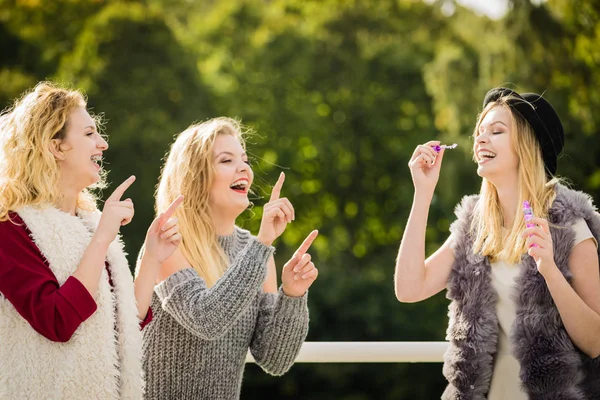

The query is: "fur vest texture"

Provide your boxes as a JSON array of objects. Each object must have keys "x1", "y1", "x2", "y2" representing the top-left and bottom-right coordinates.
[
  {"x1": 442, "y1": 184, "x2": 600, "y2": 399},
  {"x1": 0, "y1": 206, "x2": 143, "y2": 399}
]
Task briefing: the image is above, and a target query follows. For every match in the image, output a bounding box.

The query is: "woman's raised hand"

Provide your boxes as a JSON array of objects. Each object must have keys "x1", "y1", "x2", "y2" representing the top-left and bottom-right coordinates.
[
  {"x1": 281, "y1": 230, "x2": 319, "y2": 297},
  {"x1": 408, "y1": 140, "x2": 446, "y2": 194},
  {"x1": 257, "y1": 172, "x2": 295, "y2": 246},
  {"x1": 144, "y1": 195, "x2": 185, "y2": 264},
  {"x1": 96, "y1": 176, "x2": 136, "y2": 244}
]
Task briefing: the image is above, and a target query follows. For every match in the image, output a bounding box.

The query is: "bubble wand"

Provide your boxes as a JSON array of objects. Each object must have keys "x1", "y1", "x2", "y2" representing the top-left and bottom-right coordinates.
[{"x1": 432, "y1": 143, "x2": 458, "y2": 152}]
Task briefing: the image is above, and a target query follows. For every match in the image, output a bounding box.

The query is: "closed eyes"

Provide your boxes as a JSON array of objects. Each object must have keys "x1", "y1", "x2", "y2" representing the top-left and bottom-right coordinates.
[{"x1": 221, "y1": 158, "x2": 251, "y2": 164}]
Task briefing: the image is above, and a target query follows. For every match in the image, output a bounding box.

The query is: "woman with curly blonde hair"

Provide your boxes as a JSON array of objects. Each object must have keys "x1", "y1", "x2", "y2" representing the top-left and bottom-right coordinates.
[{"x1": 0, "y1": 82, "x2": 183, "y2": 399}]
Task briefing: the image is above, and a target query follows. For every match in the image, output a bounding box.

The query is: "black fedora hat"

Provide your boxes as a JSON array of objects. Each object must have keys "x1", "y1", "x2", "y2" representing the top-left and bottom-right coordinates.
[{"x1": 482, "y1": 87, "x2": 564, "y2": 176}]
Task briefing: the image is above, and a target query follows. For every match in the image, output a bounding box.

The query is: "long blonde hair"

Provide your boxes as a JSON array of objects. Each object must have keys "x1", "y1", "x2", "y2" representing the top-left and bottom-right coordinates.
[
  {"x1": 0, "y1": 82, "x2": 103, "y2": 221},
  {"x1": 156, "y1": 117, "x2": 247, "y2": 287},
  {"x1": 471, "y1": 95, "x2": 560, "y2": 264}
]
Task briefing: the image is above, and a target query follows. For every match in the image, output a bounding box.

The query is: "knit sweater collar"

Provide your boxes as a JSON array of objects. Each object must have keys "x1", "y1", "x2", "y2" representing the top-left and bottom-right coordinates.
[
  {"x1": 217, "y1": 226, "x2": 238, "y2": 250},
  {"x1": 218, "y1": 226, "x2": 251, "y2": 257}
]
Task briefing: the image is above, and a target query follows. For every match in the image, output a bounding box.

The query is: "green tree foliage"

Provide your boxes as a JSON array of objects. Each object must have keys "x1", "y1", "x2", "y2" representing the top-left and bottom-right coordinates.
[
  {"x1": 1, "y1": 0, "x2": 598, "y2": 398},
  {"x1": 0, "y1": 0, "x2": 106, "y2": 105}
]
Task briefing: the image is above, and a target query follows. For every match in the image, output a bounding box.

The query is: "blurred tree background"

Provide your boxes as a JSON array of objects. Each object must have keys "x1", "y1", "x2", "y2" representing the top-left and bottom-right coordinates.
[{"x1": 1, "y1": 0, "x2": 598, "y2": 398}]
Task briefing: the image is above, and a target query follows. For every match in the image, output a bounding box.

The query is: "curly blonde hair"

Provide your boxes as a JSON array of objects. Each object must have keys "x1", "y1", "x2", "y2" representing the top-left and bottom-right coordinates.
[{"x1": 0, "y1": 82, "x2": 104, "y2": 221}]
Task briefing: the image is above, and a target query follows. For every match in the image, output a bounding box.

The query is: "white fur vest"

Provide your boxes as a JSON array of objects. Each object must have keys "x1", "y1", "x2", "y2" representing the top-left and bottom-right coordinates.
[
  {"x1": 442, "y1": 184, "x2": 600, "y2": 399},
  {"x1": 0, "y1": 205, "x2": 143, "y2": 399}
]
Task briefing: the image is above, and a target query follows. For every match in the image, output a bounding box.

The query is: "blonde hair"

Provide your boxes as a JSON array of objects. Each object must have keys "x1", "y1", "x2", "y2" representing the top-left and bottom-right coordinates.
[
  {"x1": 156, "y1": 117, "x2": 247, "y2": 287},
  {"x1": 0, "y1": 82, "x2": 104, "y2": 221},
  {"x1": 471, "y1": 95, "x2": 561, "y2": 264}
]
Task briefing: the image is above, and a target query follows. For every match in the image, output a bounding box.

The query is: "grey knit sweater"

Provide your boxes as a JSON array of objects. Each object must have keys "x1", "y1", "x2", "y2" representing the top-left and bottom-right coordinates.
[{"x1": 142, "y1": 227, "x2": 310, "y2": 400}]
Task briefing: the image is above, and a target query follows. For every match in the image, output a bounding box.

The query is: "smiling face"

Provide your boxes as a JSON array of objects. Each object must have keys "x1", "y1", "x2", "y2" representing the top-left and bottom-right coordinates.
[
  {"x1": 473, "y1": 105, "x2": 519, "y2": 184},
  {"x1": 209, "y1": 133, "x2": 253, "y2": 221},
  {"x1": 52, "y1": 106, "x2": 108, "y2": 192}
]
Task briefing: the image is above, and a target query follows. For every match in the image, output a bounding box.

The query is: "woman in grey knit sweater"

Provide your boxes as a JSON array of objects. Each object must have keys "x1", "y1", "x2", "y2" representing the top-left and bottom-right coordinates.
[
  {"x1": 394, "y1": 87, "x2": 600, "y2": 399},
  {"x1": 141, "y1": 117, "x2": 319, "y2": 400}
]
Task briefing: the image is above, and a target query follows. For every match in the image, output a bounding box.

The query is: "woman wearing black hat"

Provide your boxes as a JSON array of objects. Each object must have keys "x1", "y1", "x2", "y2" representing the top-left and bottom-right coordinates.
[{"x1": 394, "y1": 87, "x2": 600, "y2": 399}]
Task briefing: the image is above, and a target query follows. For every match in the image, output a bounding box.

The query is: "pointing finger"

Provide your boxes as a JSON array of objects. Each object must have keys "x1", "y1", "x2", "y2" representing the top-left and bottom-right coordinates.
[
  {"x1": 161, "y1": 195, "x2": 184, "y2": 224},
  {"x1": 294, "y1": 230, "x2": 319, "y2": 259},
  {"x1": 270, "y1": 172, "x2": 285, "y2": 201},
  {"x1": 107, "y1": 176, "x2": 136, "y2": 202}
]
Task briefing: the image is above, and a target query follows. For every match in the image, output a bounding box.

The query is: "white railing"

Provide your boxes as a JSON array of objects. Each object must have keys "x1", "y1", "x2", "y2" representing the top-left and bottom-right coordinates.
[{"x1": 246, "y1": 341, "x2": 449, "y2": 363}]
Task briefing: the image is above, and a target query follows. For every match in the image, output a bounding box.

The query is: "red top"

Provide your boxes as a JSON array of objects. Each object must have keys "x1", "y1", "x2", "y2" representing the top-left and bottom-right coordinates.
[{"x1": 0, "y1": 213, "x2": 151, "y2": 343}]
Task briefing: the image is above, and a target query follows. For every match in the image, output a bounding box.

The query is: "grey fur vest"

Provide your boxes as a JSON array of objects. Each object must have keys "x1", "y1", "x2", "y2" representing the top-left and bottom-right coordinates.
[{"x1": 442, "y1": 184, "x2": 600, "y2": 400}]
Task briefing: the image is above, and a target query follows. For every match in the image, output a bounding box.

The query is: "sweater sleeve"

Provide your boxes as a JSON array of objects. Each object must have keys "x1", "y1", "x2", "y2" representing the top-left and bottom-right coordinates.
[
  {"x1": 249, "y1": 288, "x2": 309, "y2": 376},
  {"x1": 154, "y1": 236, "x2": 274, "y2": 340},
  {"x1": 0, "y1": 218, "x2": 97, "y2": 342}
]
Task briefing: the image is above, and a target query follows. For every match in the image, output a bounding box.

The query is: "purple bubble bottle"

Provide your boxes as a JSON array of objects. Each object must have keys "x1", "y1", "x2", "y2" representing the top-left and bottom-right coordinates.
[{"x1": 523, "y1": 201, "x2": 539, "y2": 248}]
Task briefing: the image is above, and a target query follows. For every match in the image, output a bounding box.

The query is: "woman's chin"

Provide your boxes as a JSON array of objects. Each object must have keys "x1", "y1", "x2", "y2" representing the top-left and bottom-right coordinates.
[
  {"x1": 237, "y1": 199, "x2": 251, "y2": 213},
  {"x1": 219, "y1": 200, "x2": 250, "y2": 218},
  {"x1": 476, "y1": 165, "x2": 486, "y2": 178},
  {"x1": 476, "y1": 164, "x2": 495, "y2": 179}
]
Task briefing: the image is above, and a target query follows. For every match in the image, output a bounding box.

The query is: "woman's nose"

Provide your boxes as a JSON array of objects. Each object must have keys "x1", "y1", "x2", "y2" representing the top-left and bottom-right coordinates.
[
  {"x1": 476, "y1": 133, "x2": 489, "y2": 144},
  {"x1": 98, "y1": 135, "x2": 109, "y2": 150}
]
